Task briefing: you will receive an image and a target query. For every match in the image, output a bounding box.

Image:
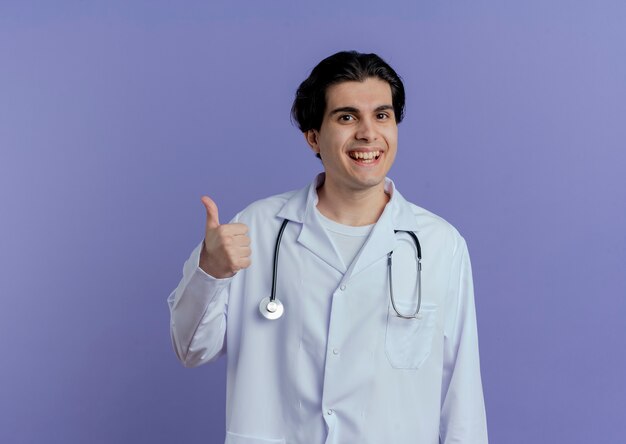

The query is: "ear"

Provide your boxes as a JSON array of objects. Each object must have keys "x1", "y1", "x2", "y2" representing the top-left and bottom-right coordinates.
[{"x1": 304, "y1": 130, "x2": 320, "y2": 155}]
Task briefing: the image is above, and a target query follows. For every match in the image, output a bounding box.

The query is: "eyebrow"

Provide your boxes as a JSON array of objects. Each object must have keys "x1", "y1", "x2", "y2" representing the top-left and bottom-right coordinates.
[{"x1": 329, "y1": 105, "x2": 394, "y2": 115}]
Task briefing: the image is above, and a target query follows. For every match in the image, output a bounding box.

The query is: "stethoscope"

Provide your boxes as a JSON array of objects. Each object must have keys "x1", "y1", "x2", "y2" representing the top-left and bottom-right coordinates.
[{"x1": 259, "y1": 219, "x2": 423, "y2": 320}]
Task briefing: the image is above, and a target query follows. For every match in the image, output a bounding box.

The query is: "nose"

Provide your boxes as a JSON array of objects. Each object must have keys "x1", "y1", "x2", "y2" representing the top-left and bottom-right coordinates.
[{"x1": 355, "y1": 117, "x2": 378, "y2": 142}]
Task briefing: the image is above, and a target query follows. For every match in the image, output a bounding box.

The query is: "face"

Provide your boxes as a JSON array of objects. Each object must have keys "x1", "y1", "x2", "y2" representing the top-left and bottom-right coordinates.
[{"x1": 305, "y1": 77, "x2": 398, "y2": 195}]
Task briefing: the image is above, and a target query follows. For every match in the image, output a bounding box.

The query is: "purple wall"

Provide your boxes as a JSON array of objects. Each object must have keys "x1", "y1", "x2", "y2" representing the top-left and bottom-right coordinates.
[{"x1": 1, "y1": 1, "x2": 625, "y2": 443}]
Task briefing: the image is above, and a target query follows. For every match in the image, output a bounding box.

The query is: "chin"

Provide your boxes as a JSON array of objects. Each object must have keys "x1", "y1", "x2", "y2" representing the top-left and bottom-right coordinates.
[{"x1": 351, "y1": 175, "x2": 386, "y2": 190}]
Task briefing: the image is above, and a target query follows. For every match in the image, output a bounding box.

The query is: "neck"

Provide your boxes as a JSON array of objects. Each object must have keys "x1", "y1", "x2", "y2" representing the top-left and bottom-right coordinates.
[{"x1": 316, "y1": 178, "x2": 390, "y2": 226}]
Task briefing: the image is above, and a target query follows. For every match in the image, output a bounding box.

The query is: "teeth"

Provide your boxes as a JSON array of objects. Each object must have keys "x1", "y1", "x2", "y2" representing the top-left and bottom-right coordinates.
[{"x1": 349, "y1": 151, "x2": 381, "y2": 160}]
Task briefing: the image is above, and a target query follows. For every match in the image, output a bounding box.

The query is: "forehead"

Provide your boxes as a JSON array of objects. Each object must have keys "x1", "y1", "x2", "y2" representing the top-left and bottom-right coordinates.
[{"x1": 325, "y1": 77, "x2": 393, "y2": 111}]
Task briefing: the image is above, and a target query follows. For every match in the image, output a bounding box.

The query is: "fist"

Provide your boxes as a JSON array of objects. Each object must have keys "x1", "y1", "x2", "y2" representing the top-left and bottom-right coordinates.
[{"x1": 199, "y1": 196, "x2": 251, "y2": 278}]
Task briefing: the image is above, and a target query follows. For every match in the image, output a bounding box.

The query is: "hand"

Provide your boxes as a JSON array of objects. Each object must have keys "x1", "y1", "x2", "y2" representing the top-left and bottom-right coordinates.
[{"x1": 199, "y1": 196, "x2": 251, "y2": 278}]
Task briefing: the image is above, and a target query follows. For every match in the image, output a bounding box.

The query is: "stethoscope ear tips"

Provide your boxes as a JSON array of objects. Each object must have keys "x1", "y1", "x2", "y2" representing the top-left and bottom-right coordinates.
[{"x1": 259, "y1": 297, "x2": 284, "y2": 320}]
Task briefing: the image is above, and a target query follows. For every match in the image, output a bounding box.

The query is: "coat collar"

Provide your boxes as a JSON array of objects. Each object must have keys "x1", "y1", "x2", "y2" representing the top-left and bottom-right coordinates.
[{"x1": 276, "y1": 173, "x2": 420, "y2": 276}]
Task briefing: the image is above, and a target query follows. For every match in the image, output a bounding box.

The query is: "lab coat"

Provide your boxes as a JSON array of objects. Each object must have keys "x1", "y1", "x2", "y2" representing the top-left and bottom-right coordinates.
[{"x1": 168, "y1": 174, "x2": 488, "y2": 444}]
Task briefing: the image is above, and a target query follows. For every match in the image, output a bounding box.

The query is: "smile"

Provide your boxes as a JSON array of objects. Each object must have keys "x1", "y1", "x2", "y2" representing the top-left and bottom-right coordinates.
[{"x1": 348, "y1": 150, "x2": 381, "y2": 164}]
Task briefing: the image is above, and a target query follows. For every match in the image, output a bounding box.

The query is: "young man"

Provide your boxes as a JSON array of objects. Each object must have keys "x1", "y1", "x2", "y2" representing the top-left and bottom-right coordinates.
[{"x1": 168, "y1": 51, "x2": 488, "y2": 444}]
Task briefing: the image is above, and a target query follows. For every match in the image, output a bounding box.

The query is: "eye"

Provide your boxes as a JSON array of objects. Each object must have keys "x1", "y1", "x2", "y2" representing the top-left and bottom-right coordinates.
[
  {"x1": 339, "y1": 114, "x2": 355, "y2": 122},
  {"x1": 376, "y1": 112, "x2": 390, "y2": 120}
]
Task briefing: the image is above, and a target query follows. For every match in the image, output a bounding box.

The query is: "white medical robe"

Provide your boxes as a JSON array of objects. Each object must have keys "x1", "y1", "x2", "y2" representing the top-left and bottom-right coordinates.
[{"x1": 168, "y1": 175, "x2": 488, "y2": 444}]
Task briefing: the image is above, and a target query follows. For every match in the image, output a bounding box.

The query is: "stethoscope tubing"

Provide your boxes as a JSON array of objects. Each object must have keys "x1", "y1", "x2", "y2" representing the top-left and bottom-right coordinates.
[
  {"x1": 262, "y1": 220, "x2": 423, "y2": 320},
  {"x1": 270, "y1": 219, "x2": 290, "y2": 303},
  {"x1": 388, "y1": 230, "x2": 422, "y2": 319}
]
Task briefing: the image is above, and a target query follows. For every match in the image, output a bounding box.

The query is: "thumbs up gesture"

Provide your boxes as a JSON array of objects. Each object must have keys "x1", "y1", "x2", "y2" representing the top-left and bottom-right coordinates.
[{"x1": 199, "y1": 196, "x2": 251, "y2": 278}]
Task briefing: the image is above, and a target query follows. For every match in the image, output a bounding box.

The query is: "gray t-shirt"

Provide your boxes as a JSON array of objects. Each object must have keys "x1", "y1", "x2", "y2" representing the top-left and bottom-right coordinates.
[{"x1": 315, "y1": 208, "x2": 374, "y2": 270}]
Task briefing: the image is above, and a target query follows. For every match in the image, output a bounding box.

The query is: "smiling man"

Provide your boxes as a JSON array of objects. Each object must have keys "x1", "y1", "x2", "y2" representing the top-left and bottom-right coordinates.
[
  {"x1": 168, "y1": 51, "x2": 488, "y2": 444},
  {"x1": 305, "y1": 77, "x2": 397, "y2": 227}
]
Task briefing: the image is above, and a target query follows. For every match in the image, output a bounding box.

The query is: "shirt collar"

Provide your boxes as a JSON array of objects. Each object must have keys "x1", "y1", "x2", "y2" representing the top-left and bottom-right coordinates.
[{"x1": 277, "y1": 173, "x2": 419, "y2": 232}]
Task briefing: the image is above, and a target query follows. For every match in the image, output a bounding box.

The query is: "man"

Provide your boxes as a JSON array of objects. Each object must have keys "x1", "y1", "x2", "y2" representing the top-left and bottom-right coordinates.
[{"x1": 168, "y1": 51, "x2": 488, "y2": 443}]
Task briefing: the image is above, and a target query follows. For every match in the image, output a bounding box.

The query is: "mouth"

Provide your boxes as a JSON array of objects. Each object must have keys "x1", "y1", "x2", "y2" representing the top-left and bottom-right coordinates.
[{"x1": 347, "y1": 150, "x2": 382, "y2": 165}]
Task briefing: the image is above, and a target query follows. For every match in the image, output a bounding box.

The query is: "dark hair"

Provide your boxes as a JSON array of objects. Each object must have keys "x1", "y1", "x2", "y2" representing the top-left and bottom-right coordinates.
[{"x1": 291, "y1": 50, "x2": 405, "y2": 132}]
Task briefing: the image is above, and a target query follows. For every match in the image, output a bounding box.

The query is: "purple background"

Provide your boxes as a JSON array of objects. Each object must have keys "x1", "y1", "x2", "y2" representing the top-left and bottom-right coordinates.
[{"x1": 1, "y1": 1, "x2": 625, "y2": 443}]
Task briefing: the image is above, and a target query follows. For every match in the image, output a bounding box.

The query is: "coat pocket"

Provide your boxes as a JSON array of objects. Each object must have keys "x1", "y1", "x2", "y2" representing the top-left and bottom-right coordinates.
[
  {"x1": 225, "y1": 431, "x2": 286, "y2": 444},
  {"x1": 385, "y1": 303, "x2": 438, "y2": 369}
]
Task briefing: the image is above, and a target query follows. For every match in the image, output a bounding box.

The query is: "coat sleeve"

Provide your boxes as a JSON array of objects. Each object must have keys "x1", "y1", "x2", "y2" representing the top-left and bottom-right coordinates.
[
  {"x1": 167, "y1": 241, "x2": 233, "y2": 368},
  {"x1": 439, "y1": 236, "x2": 488, "y2": 443}
]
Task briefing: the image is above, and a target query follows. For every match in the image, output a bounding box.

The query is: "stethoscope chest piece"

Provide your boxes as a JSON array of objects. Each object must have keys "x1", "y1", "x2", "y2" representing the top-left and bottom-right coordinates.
[{"x1": 259, "y1": 297, "x2": 284, "y2": 320}]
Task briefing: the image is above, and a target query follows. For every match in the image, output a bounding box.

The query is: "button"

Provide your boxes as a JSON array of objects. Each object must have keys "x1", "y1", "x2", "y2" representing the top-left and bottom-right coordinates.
[
  {"x1": 340, "y1": 285, "x2": 346, "y2": 291},
  {"x1": 332, "y1": 348, "x2": 339, "y2": 355},
  {"x1": 327, "y1": 409, "x2": 334, "y2": 416}
]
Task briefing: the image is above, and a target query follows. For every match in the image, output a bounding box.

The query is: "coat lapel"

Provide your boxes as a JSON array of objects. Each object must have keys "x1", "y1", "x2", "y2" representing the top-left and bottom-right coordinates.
[
  {"x1": 276, "y1": 174, "x2": 420, "y2": 278},
  {"x1": 348, "y1": 180, "x2": 420, "y2": 278},
  {"x1": 276, "y1": 174, "x2": 346, "y2": 274}
]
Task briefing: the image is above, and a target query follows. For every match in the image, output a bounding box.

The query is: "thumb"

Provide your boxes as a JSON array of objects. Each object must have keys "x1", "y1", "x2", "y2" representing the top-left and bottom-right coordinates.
[{"x1": 201, "y1": 195, "x2": 220, "y2": 229}]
